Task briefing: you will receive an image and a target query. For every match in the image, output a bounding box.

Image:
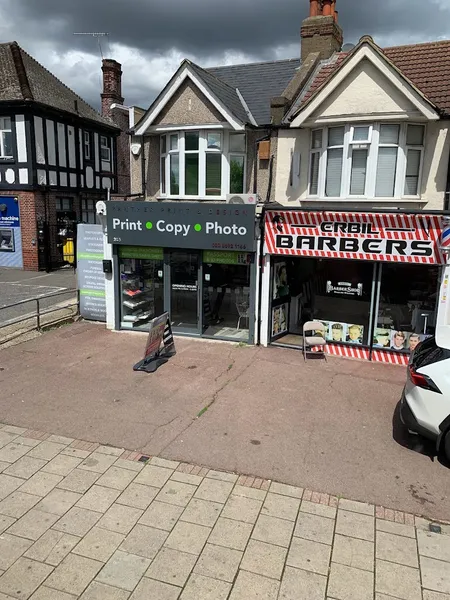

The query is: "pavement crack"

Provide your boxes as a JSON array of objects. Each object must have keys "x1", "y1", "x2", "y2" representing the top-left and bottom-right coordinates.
[{"x1": 158, "y1": 351, "x2": 258, "y2": 454}]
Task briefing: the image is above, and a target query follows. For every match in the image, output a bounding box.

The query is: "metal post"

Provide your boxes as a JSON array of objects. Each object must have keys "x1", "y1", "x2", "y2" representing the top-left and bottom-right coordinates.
[{"x1": 36, "y1": 299, "x2": 41, "y2": 331}]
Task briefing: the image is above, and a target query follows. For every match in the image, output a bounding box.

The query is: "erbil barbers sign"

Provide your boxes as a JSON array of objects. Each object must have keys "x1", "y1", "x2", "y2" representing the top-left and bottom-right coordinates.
[{"x1": 265, "y1": 211, "x2": 446, "y2": 264}]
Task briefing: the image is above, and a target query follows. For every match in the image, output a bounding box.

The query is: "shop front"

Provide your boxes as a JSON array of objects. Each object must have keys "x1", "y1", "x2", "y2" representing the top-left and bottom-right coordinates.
[
  {"x1": 106, "y1": 201, "x2": 258, "y2": 343},
  {"x1": 261, "y1": 209, "x2": 448, "y2": 365}
]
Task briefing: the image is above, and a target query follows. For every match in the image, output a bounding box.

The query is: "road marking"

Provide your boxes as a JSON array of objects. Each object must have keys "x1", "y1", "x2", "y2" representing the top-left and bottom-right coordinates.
[
  {"x1": 3, "y1": 283, "x2": 67, "y2": 290},
  {"x1": 6, "y1": 274, "x2": 56, "y2": 283}
]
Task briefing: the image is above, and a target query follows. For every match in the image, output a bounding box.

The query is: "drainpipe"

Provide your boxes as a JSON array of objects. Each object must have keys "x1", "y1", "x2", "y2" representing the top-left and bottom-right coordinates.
[
  {"x1": 253, "y1": 133, "x2": 271, "y2": 195},
  {"x1": 445, "y1": 143, "x2": 450, "y2": 211},
  {"x1": 265, "y1": 154, "x2": 274, "y2": 203},
  {"x1": 140, "y1": 135, "x2": 146, "y2": 198}
]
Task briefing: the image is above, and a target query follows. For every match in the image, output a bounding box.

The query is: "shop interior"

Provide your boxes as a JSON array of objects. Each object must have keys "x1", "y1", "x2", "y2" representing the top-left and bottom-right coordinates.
[
  {"x1": 118, "y1": 248, "x2": 253, "y2": 343},
  {"x1": 270, "y1": 257, "x2": 439, "y2": 355}
]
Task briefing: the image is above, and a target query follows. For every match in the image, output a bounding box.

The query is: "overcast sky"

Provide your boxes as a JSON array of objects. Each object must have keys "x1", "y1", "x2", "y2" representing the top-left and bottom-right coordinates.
[{"x1": 0, "y1": 0, "x2": 449, "y2": 112}]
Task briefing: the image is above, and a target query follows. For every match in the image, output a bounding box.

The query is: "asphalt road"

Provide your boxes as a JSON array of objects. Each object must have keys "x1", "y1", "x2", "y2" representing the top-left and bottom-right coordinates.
[
  {"x1": 0, "y1": 267, "x2": 77, "y2": 324},
  {"x1": 0, "y1": 322, "x2": 449, "y2": 521}
]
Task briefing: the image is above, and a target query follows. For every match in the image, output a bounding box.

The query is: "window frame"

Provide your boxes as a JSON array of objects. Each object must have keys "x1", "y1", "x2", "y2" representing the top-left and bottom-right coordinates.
[
  {"x1": 0, "y1": 117, "x2": 13, "y2": 159},
  {"x1": 100, "y1": 135, "x2": 111, "y2": 163},
  {"x1": 81, "y1": 198, "x2": 97, "y2": 224},
  {"x1": 83, "y1": 131, "x2": 92, "y2": 161},
  {"x1": 159, "y1": 130, "x2": 245, "y2": 199},
  {"x1": 308, "y1": 122, "x2": 425, "y2": 200}
]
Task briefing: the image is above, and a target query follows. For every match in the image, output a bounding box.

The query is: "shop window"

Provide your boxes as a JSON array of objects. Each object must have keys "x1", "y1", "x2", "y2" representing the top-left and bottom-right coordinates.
[
  {"x1": 203, "y1": 250, "x2": 252, "y2": 342},
  {"x1": 0, "y1": 117, "x2": 13, "y2": 159},
  {"x1": 309, "y1": 123, "x2": 425, "y2": 199},
  {"x1": 375, "y1": 263, "x2": 438, "y2": 354},
  {"x1": 81, "y1": 198, "x2": 96, "y2": 224},
  {"x1": 119, "y1": 248, "x2": 164, "y2": 330},
  {"x1": 271, "y1": 257, "x2": 374, "y2": 347},
  {"x1": 159, "y1": 131, "x2": 246, "y2": 198}
]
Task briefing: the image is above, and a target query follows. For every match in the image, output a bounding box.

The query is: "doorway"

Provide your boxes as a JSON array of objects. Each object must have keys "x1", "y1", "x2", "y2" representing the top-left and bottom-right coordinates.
[{"x1": 168, "y1": 250, "x2": 201, "y2": 334}]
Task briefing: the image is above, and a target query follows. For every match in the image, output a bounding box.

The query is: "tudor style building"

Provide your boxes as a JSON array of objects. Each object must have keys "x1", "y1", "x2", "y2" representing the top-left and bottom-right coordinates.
[{"x1": 0, "y1": 42, "x2": 124, "y2": 270}]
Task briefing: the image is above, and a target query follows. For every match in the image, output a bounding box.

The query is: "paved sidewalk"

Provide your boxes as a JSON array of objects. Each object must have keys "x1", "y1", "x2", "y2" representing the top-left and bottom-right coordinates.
[{"x1": 0, "y1": 423, "x2": 449, "y2": 600}]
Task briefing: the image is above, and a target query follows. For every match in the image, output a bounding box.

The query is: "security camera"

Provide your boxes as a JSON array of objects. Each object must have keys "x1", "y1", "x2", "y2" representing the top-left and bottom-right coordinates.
[{"x1": 96, "y1": 201, "x2": 107, "y2": 216}]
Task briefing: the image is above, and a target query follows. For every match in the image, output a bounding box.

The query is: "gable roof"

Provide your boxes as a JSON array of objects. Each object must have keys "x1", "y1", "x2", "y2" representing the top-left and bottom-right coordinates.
[
  {"x1": 208, "y1": 59, "x2": 301, "y2": 125},
  {"x1": 188, "y1": 62, "x2": 251, "y2": 125},
  {"x1": 0, "y1": 41, "x2": 117, "y2": 129},
  {"x1": 288, "y1": 38, "x2": 450, "y2": 121}
]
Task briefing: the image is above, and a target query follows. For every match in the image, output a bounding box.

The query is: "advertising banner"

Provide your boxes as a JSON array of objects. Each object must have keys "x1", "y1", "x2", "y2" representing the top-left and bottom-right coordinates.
[
  {"x1": 77, "y1": 224, "x2": 106, "y2": 321},
  {"x1": 106, "y1": 202, "x2": 256, "y2": 252},
  {"x1": 0, "y1": 196, "x2": 22, "y2": 268},
  {"x1": 265, "y1": 211, "x2": 446, "y2": 265},
  {"x1": 133, "y1": 312, "x2": 176, "y2": 373}
]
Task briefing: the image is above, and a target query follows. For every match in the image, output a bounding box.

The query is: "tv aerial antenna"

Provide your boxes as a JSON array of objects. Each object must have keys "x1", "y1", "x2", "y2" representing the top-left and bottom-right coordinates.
[{"x1": 73, "y1": 32, "x2": 110, "y2": 58}]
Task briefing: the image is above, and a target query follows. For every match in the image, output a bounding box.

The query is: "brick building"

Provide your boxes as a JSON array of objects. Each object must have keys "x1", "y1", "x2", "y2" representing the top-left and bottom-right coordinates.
[{"x1": 0, "y1": 42, "x2": 126, "y2": 270}]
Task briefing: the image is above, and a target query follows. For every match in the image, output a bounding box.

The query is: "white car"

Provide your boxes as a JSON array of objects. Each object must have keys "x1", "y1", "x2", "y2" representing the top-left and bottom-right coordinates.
[{"x1": 400, "y1": 335, "x2": 450, "y2": 462}]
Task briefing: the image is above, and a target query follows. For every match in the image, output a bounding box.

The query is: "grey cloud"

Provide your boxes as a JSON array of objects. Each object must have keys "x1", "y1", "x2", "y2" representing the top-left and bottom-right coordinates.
[{"x1": 1, "y1": 0, "x2": 449, "y2": 108}]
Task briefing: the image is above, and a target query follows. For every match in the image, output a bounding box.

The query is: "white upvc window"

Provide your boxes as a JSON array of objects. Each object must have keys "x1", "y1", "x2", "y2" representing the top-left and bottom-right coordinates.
[
  {"x1": 308, "y1": 123, "x2": 425, "y2": 199},
  {"x1": 100, "y1": 135, "x2": 111, "y2": 162},
  {"x1": 0, "y1": 117, "x2": 13, "y2": 159},
  {"x1": 159, "y1": 130, "x2": 246, "y2": 199},
  {"x1": 83, "y1": 131, "x2": 91, "y2": 160}
]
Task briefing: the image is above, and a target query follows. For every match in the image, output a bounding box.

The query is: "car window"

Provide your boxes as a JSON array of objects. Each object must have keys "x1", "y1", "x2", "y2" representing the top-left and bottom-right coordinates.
[{"x1": 413, "y1": 336, "x2": 450, "y2": 369}]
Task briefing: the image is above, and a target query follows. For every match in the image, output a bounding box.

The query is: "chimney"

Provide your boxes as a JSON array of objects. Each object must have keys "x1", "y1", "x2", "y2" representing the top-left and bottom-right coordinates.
[
  {"x1": 301, "y1": 0, "x2": 343, "y2": 62},
  {"x1": 101, "y1": 59, "x2": 124, "y2": 117}
]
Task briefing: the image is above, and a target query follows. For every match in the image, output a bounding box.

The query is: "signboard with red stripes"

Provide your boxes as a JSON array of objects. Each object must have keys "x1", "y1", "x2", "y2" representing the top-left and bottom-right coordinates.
[{"x1": 265, "y1": 211, "x2": 446, "y2": 265}]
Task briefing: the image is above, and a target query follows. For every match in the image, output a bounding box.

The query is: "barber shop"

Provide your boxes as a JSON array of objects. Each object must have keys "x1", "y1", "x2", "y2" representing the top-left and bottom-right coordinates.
[
  {"x1": 261, "y1": 209, "x2": 448, "y2": 365},
  {"x1": 105, "y1": 201, "x2": 258, "y2": 343}
]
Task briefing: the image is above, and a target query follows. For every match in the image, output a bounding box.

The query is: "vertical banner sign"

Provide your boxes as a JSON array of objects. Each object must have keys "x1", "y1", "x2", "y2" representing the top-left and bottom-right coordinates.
[{"x1": 76, "y1": 224, "x2": 106, "y2": 321}]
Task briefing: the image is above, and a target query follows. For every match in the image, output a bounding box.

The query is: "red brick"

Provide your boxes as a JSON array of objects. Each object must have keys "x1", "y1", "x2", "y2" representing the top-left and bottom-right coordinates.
[
  {"x1": 244, "y1": 477, "x2": 255, "y2": 488},
  {"x1": 237, "y1": 475, "x2": 247, "y2": 486},
  {"x1": 320, "y1": 493, "x2": 329, "y2": 505},
  {"x1": 395, "y1": 511, "x2": 405, "y2": 524},
  {"x1": 23, "y1": 430, "x2": 49, "y2": 441},
  {"x1": 303, "y1": 490, "x2": 313, "y2": 502},
  {"x1": 376, "y1": 506, "x2": 385, "y2": 519},
  {"x1": 329, "y1": 496, "x2": 339, "y2": 508},
  {"x1": 260, "y1": 480, "x2": 271, "y2": 491},
  {"x1": 404, "y1": 513, "x2": 415, "y2": 526},
  {"x1": 198, "y1": 467, "x2": 209, "y2": 477},
  {"x1": 384, "y1": 509, "x2": 395, "y2": 521},
  {"x1": 191, "y1": 465, "x2": 202, "y2": 476},
  {"x1": 311, "y1": 491, "x2": 321, "y2": 504},
  {"x1": 253, "y1": 478, "x2": 263, "y2": 489}
]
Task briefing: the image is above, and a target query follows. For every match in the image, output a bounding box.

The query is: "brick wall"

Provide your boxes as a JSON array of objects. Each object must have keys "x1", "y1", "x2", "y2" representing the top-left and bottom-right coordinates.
[{"x1": 301, "y1": 15, "x2": 343, "y2": 61}]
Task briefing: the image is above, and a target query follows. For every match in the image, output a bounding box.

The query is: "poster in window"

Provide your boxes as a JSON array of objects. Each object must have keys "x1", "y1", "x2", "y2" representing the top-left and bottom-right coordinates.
[
  {"x1": 373, "y1": 328, "x2": 391, "y2": 348},
  {"x1": 329, "y1": 322, "x2": 347, "y2": 342},
  {"x1": 346, "y1": 324, "x2": 364, "y2": 345},
  {"x1": 0, "y1": 228, "x2": 14, "y2": 252},
  {"x1": 272, "y1": 303, "x2": 288, "y2": 337},
  {"x1": 320, "y1": 321, "x2": 331, "y2": 340},
  {"x1": 273, "y1": 262, "x2": 290, "y2": 299},
  {"x1": 390, "y1": 330, "x2": 407, "y2": 351}
]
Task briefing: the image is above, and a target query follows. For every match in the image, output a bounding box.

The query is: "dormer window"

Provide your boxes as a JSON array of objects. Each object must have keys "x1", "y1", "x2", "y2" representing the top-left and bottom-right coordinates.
[{"x1": 309, "y1": 123, "x2": 425, "y2": 199}]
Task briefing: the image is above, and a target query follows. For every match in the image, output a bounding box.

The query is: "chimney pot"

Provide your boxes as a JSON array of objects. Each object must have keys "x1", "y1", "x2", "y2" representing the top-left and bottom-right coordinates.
[
  {"x1": 322, "y1": 0, "x2": 332, "y2": 17},
  {"x1": 309, "y1": 0, "x2": 319, "y2": 17}
]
